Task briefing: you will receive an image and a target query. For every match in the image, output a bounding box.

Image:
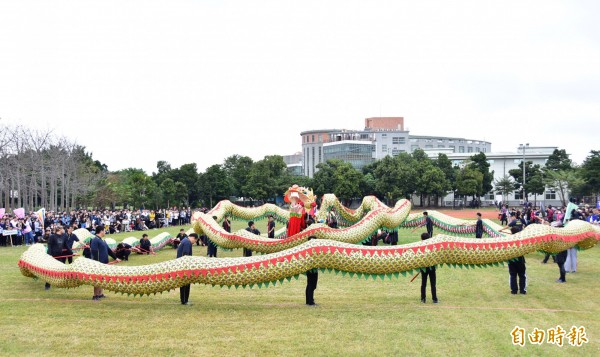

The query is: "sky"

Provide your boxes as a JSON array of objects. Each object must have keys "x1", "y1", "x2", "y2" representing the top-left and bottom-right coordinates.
[{"x1": 1, "y1": 0, "x2": 598, "y2": 174}]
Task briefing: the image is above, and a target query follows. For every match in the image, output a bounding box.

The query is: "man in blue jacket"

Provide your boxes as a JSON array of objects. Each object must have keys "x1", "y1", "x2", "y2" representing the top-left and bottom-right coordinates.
[
  {"x1": 177, "y1": 233, "x2": 198, "y2": 305},
  {"x1": 90, "y1": 225, "x2": 119, "y2": 300}
]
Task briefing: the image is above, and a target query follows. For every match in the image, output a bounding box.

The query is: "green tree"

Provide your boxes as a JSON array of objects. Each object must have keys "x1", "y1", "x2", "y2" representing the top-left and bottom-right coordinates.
[
  {"x1": 494, "y1": 175, "x2": 515, "y2": 203},
  {"x1": 174, "y1": 163, "x2": 201, "y2": 205},
  {"x1": 371, "y1": 154, "x2": 416, "y2": 204},
  {"x1": 578, "y1": 150, "x2": 600, "y2": 197},
  {"x1": 312, "y1": 159, "x2": 364, "y2": 204},
  {"x1": 223, "y1": 155, "x2": 254, "y2": 198},
  {"x1": 545, "y1": 149, "x2": 573, "y2": 171},
  {"x1": 455, "y1": 167, "x2": 483, "y2": 203},
  {"x1": 509, "y1": 161, "x2": 542, "y2": 202},
  {"x1": 467, "y1": 152, "x2": 494, "y2": 198},
  {"x1": 243, "y1": 156, "x2": 288, "y2": 202},
  {"x1": 174, "y1": 181, "x2": 188, "y2": 206},
  {"x1": 160, "y1": 178, "x2": 176, "y2": 208},
  {"x1": 121, "y1": 168, "x2": 157, "y2": 209},
  {"x1": 545, "y1": 170, "x2": 584, "y2": 207},
  {"x1": 412, "y1": 149, "x2": 449, "y2": 207},
  {"x1": 198, "y1": 164, "x2": 231, "y2": 207}
]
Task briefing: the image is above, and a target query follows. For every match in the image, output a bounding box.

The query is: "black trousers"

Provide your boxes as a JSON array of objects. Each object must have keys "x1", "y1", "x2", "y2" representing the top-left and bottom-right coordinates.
[
  {"x1": 306, "y1": 271, "x2": 318, "y2": 305},
  {"x1": 427, "y1": 229, "x2": 433, "y2": 238},
  {"x1": 557, "y1": 262, "x2": 566, "y2": 282},
  {"x1": 243, "y1": 248, "x2": 252, "y2": 257},
  {"x1": 208, "y1": 243, "x2": 218, "y2": 257},
  {"x1": 508, "y1": 261, "x2": 527, "y2": 292},
  {"x1": 421, "y1": 267, "x2": 437, "y2": 301},
  {"x1": 180, "y1": 284, "x2": 191, "y2": 304},
  {"x1": 542, "y1": 254, "x2": 555, "y2": 263}
]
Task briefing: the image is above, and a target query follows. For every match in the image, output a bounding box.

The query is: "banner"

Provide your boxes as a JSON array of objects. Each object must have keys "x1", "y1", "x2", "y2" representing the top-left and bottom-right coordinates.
[
  {"x1": 36, "y1": 208, "x2": 46, "y2": 229},
  {"x1": 563, "y1": 202, "x2": 578, "y2": 224},
  {"x1": 13, "y1": 208, "x2": 25, "y2": 219},
  {"x1": 0, "y1": 208, "x2": 4, "y2": 219}
]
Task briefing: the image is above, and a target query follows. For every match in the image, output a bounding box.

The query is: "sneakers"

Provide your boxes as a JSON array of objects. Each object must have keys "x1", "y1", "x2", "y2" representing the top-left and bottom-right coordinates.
[
  {"x1": 555, "y1": 279, "x2": 566, "y2": 283},
  {"x1": 520, "y1": 291, "x2": 527, "y2": 295},
  {"x1": 433, "y1": 300, "x2": 439, "y2": 304},
  {"x1": 306, "y1": 303, "x2": 319, "y2": 307},
  {"x1": 421, "y1": 299, "x2": 426, "y2": 304},
  {"x1": 511, "y1": 291, "x2": 517, "y2": 295},
  {"x1": 92, "y1": 295, "x2": 100, "y2": 301}
]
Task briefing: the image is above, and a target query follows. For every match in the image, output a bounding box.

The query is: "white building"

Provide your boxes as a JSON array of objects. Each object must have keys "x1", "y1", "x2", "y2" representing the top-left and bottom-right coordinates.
[{"x1": 424, "y1": 146, "x2": 565, "y2": 207}]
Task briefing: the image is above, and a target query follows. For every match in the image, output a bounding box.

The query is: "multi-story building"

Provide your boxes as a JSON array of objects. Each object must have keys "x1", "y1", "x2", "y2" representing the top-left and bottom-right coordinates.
[
  {"x1": 300, "y1": 117, "x2": 490, "y2": 177},
  {"x1": 423, "y1": 146, "x2": 565, "y2": 207}
]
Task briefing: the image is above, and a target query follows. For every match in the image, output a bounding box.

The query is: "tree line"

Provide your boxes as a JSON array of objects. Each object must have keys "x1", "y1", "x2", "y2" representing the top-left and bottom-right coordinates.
[{"x1": 2, "y1": 122, "x2": 598, "y2": 211}]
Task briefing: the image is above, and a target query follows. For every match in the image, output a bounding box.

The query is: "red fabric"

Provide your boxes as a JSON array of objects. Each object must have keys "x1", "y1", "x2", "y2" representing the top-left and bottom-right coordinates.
[{"x1": 287, "y1": 215, "x2": 303, "y2": 237}]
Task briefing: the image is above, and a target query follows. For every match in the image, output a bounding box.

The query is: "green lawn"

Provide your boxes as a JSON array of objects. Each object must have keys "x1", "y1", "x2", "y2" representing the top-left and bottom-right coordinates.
[{"x1": 1, "y1": 219, "x2": 598, "y2": 356}]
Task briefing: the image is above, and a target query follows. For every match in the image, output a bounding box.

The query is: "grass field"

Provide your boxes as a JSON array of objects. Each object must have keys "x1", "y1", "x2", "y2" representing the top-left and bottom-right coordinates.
[{"x1": 1, "y1": 211, "x2": 599, "y2": 356}]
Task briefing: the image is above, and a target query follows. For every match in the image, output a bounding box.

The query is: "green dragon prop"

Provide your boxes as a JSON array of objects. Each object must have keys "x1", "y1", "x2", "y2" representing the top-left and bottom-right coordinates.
[{"x1": 19, "y1": 196, "x2": 600, "y2": 296}]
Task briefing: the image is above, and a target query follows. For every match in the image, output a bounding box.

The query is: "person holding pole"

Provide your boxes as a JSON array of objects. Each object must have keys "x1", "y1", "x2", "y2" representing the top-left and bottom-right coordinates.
[
  {"x1": 177, "y1": 233, "x2": 198, "y2": 305},
  {"x1": 90, "y1": 225, "x2": 120, "y2": 300},
  {"x1": 419, "y1": 232, "x2": 438, "y2": 304}
]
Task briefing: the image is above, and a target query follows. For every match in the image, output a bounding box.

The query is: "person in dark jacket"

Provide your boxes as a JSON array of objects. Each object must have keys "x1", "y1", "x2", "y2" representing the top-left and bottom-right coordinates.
[
  {"x1": 116, "y1": 242, "x2": 132, "y2": 261},
  {"x1": 177, "y1": 233, "x2": 198, "y2": 305},
  {"x1": 45, "y1": 226, "x2": 67, "y2": 290},
  {"x1": 420, "y1": 232, "x2": 438, "y2": 304},
  {"x1": 555, "y1": 249, "x2": 568, "y2": 283},
  {"x1": 267, "y1": 215, "x2": 276, "y2": 239},
  {"x1": 305, "y1": 236, "x2": 319, "y2": 306},
  {"x1": 173, "y1": 229, "x2": 187, "y2": 249},
  {"x1": 207, "y1": 216, "x2": 219, "y2": 257},
  {"x1": 507, "y1": 227, "x2": 527, "y2": 294},
  {"x1": 244, "y1": 221, "x2": 260, "y2": 257},
  {"x1": 475, "y1": 212, "x2": 484, "y2": 238},
  {"x1": 65, "y1": 225, "x2": 80, "y2": 264},
  {"x1": 421, "y1": 212, "x2": 434, "y2": 238},
  {"x1": 138, "y1": 233, "x2": 152, "y2": 254},
  {"x1": 90, "y1": 226, "x2": 119, "y2": 300},
  {"x1": 388, "y1": 230, "x2": 398, "y2": 245}
]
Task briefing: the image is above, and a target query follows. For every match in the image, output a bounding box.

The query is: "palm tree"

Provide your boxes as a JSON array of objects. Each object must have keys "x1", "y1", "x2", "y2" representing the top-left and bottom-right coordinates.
[{"x1": 494, "y1": 175, "x2": 515, "y2": 204}]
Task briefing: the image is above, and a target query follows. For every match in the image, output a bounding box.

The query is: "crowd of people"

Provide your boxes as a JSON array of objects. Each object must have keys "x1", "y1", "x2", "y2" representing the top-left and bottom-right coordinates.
[{"x1": 0, "y1": 207, "x2": 194, "y2": 246}]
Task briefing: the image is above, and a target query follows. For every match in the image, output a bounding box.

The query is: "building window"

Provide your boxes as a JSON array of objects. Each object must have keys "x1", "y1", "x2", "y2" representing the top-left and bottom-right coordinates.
[
  {"x1": 545, "y1": 190, "x2": 556, "y2": 200},
  {"x1": 382, "y1": 133, "x2": 387, "y2": 138},
  {"x1": 312, "y1": 147, "x2": 315, "y2": 173},
  {"x1": 438, "y1": 145, "x2": 445, "y2": 148},
  {"x1": 449, "y1": 146, "x2": 455, "y2": 152},
  {"x1": 514, "y1": 191, "x2": 522, "y2": 200},
  {"x1": 448, "y1": 140, "x2": 454, "y2": 144},
  {"x1": 318, "y1": 146, "x2": 322, "y2": 163},
  {"x1": 312, "y1": 135, "x2": 315, "y2": 143},
  {"x1": 410, "y1": 138, "x2": 418, "y2": 143},
  {"x1": 483, "y1": 148, "x2": 487, "y2": 153},
  {"x1": 392, "y1": 137, "x2": 406, "y2": 144},
  {"x1": 411, "y1": 145, "x2": 419, "y2": 151},
  {"x1": 467, "y1": 147, "x2": 473, "y2": 153},
  {"x1": 459, "y1": 146, "x2": 465, "y2": 153},
  {"x1": 382, "y1": 144, "x2": 387, "y2": 151},
  {"x1": 476, "y1": 147, "x2": 481, "y2": 152},
  {"x1": 425, "y1": 145, "x2": 433, "y2": 148},
  {"x1": 487, "y1": 192, "x2": 495, "y2": 200}
]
